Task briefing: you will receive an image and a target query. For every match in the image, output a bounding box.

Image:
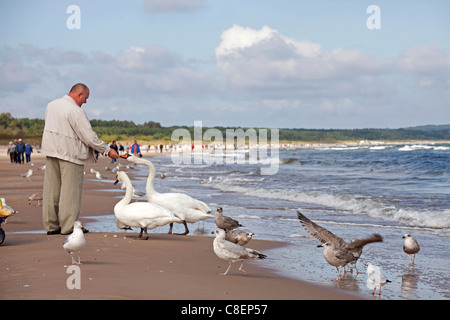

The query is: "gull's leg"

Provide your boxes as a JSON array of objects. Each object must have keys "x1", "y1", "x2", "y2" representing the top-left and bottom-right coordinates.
[
  {"x1": 219, "y1": 262, "x2": 232, "y2": 276},
  {"x1": 69, "y1": 252, "x2": 77, "y2": 265},
  {"x1": 238, "y1": 262, "x2": 247, "y2": 274}
]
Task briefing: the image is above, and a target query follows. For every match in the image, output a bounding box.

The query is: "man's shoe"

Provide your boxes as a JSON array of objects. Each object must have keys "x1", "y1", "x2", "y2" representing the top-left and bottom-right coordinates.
[{"x1": 47, "y1": 227, "x2": 61, "y2": 235}]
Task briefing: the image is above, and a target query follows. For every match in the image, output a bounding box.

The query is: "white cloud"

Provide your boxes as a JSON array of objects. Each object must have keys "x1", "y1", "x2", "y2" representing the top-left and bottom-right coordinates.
[
  {"x1": 216, "y1": 24, "x2": 388, "y2": 88},
  {"x1": 1, "y1": 24, "x2": 449, "y2": 128}
]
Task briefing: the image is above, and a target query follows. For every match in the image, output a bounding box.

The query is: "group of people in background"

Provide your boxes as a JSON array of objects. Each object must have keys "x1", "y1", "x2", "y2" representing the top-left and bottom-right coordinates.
[
  {"x1": 7, "y1": 138, "x2": 36, "y2": 164},
  {"x1": 108, "y1": 140, "x2": 166, "y2": 163}
]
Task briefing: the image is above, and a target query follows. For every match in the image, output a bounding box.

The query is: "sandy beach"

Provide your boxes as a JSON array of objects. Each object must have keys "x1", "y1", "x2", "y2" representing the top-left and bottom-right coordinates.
[{"x1": 0, "y1": 149, "x2": 361, "y2": 301}]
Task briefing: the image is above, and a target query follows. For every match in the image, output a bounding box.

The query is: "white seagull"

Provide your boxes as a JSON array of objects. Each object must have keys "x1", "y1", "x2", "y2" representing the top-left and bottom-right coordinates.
[
  {"x1": 63, "y1": 221, "x2": 86, "y2": 265},
  {"x1": 120, "y1": 153, "x2": 213, "y2": 235},
  {"x1": 95, "y1": 171, "x2": 106, "y2": 180},
  {"x1": 402, "y1": 234, "x2": 420, "y2": 265},
  {"x1": 213, "y1": 229, "x2": 267, "y2": 276},
  {"x1": 113, "y1": 171, "x2": 182, "y2": 239},
  {"x1": 21, "y1": 169, "x2": 33, "y2": 182},
  {"x1": 365, "y1": 262, "x2": 391, "y2": 296}
]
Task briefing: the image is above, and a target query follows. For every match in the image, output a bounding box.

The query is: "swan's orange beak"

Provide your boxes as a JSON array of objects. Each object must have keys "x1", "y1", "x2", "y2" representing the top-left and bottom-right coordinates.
[{"x1": 120, "y1": 153, "x2": 130, "y2": 159}]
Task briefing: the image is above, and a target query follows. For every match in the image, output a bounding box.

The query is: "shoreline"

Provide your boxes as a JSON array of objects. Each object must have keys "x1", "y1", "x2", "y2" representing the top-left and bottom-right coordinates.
[{"x1": 0, "y1": 152, "x2": 361, "y2": 300}]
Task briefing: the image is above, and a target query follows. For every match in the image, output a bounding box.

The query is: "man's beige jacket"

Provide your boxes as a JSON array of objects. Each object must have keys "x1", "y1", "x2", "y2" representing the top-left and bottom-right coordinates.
[{"x1": 41, "y1": 95, "x2": 110, "y2": 165}]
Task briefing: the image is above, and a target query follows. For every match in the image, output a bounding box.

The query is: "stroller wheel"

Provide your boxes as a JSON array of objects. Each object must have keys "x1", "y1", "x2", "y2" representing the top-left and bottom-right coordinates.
[{"x1": 0, "y1": 227, "x2": 5, "y2": 245}]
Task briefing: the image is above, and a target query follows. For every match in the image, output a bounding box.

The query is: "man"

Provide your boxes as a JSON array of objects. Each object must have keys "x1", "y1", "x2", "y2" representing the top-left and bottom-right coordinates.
[
  {"x1": 7, "y1": 141, "x2": 15, "y2": 164},
  {"x1": 130, "y1": 140, "x2": 142, "y2": 157},
  {"x1": 110, "y1": 140, "x2": 118, "y2": 163},
  {"x1": 41, "y1": 83, "x2": 119, "y2": 235},
  {"x1": 25, "y1": 142, "x2": 33, "y2": 163},
  {"x1": 16, "y1": 139, "x2": 25, "y2": 164}
]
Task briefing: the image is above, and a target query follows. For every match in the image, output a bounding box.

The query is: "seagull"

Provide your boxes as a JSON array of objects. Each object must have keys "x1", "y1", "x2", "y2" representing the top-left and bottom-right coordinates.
[
  {"x1": 200, "y1": 176, "x2": 213, "y2": 184},
  {"x1": 297, "y1": 211, "x2": 383, "y2": 277},
  {"x1": 21, "y1": 169, "x2": 33, "y2": 182},
  {"x1": 95, "y1": 171, "x2": 107, "y2": 180},
  {"x1": 225, "y1": 228, "x2": 255, "y2": 246},
  {"x1": 28, "y1": 192, "x2": 43, "y2": 207},
  {"x1": 318, "y1": 241, "x2": 356, "y2": 280},
  {"x1": 213, "y1": 229, "x2": 266, "y2": 276},
  {"x1": 365, "y1": 262, "x2": 391, "y2": 296},
  {"x1": 402, "y1": 234, "x2": 420, "y2": 265},
  {"x1": 63, "y1": 221, "x2": 86, "y2": 265},
  {"x1": 214, "y1": 207, "x2": 242, "y2": 231}
]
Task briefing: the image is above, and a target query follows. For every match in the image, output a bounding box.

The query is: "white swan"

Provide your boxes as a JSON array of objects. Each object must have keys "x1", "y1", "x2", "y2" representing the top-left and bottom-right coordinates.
[
  {"x1": 120, "y1": 153, "x2": 213, "y2": 235},
  {"x1": 113, "y1": 171, "x2": 182, "y2": 239}
]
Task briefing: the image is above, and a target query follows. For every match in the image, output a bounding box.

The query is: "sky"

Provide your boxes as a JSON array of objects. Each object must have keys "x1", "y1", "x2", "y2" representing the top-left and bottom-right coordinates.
[{"x1": 0, "y1": 0, "x2": 449, "y2": 129}]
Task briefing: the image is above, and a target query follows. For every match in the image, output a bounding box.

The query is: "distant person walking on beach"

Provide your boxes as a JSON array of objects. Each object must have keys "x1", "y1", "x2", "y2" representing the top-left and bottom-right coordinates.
[
  {"x1": 110, "y1": 140, "x2": 118, "y2": 163},
  {"x1": 7, "y1": 141, "x2": 15, "y2": 164},
  {"x1": 41, "y1": 83, "x2": 119, "y2": 235},
  {"x1": 25, "y1": 142, "x2": 33, "y2": 163},
  {"x1": 131, "y1": 140, "x2": 142, "y2": 157},
  {"x1": 16, "y1": 139, "x2": 25, "y2": 164}
]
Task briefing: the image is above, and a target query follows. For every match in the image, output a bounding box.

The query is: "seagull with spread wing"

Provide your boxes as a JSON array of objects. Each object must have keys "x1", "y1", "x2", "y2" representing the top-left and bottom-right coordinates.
[{"x1": 297, "y1": 210, "x2": 383, "y2": 278}]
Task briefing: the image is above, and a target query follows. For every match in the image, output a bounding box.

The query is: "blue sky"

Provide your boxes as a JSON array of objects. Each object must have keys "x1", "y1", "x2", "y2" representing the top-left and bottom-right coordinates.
[{"x1": 1, "y1": 0, "x2": 449, "y2": 129}]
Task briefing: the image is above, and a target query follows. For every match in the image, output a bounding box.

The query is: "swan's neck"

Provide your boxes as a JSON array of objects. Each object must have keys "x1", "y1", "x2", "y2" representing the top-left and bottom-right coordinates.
[
  {"x1": 118, "y1": 176, "x2": 134, "y2": 207},
  {"x1": 129, "y1": 156, "x2": 158, "y2": 197},
  {"x1": 138, "y1": 159, "x2": 157, "y2": 196}
]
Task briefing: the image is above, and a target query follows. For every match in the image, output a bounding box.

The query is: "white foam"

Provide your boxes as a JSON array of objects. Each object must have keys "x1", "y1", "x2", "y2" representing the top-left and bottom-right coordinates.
[{"x1": 212, "y1": 182, "x2": 450, "y2": 229}]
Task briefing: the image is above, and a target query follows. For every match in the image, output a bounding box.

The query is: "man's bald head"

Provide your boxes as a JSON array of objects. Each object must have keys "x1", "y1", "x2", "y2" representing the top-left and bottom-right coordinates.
[{"x1": 68, "y1": 83, "x2": 90, "y2": 107}]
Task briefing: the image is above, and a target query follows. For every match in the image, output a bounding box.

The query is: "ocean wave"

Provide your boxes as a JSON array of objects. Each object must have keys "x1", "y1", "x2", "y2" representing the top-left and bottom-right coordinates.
[
  {"x1": 398, "y1": 144, "x2": 439, "y2": 152},
  {"x1": 212, "y1": 183, "x2": 450, "y2": 229}
]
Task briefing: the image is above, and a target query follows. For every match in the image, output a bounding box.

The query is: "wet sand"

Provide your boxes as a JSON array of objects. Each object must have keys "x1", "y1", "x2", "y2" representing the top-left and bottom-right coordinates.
[{"x1": 0, "y1": 149, "x2": 361, "y2": 300}]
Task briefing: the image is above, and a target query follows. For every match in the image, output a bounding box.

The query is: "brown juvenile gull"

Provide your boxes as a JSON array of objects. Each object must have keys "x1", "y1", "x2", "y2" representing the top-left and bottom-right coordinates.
[
  {"x1": 297, "y1": 210, "x2": 383, "y2": 276},
  {"x1": 402, "y1": 233, "x2": 420, "y2": 265},
  {"x1": 63, "y1": 221, "x2": 86, "y2": 265},
  {"x1": 28, "y1": 192, "x2": 43, "y2": 206},
  {"x1": 213, "y1": 229, "x2": 266, "y2": 275},
  {"x1": 214, "y1": 207, "x2": 242, "y2": 231},
  {"x1": 225, "y1": 228, "x2": 255, "y2": 246},
  {"x1": 318, "y1": 242, "x2": 356, "y2": 280}
]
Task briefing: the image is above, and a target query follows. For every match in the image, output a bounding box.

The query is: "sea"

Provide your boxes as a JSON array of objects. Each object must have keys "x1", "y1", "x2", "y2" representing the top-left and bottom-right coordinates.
[{"x1": 86, "y1": 142, "x2": 450, "y2": 300}]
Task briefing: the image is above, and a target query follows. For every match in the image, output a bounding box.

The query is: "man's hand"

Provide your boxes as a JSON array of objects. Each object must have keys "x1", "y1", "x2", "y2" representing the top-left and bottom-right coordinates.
[{"x1": 108, "y1": 148, "x2": 119, "y2": 159}]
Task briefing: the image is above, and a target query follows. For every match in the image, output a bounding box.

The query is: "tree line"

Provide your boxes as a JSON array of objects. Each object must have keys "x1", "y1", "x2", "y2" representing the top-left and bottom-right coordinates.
[{"x1": 1, "y1": 112, "x2": 449, "y2": 143}]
